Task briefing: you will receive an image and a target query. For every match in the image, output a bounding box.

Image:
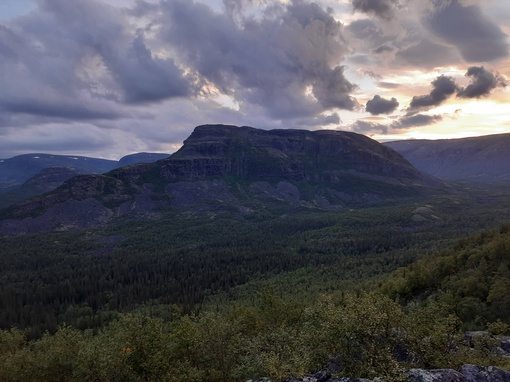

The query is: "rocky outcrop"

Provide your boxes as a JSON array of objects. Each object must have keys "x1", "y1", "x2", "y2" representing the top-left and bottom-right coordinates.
[
  {"x1": 250, "y1": 366, "x2": 510, "y2": 382},
  {"x1": 461, "y1": 365, "x2": 510, "y2": 382},
  {"x1": 408, "y1": 365, "x2": 510, "y2": 382},
  {"x1": 408, "y1": 368, "x2": 466, "y2": 382}
]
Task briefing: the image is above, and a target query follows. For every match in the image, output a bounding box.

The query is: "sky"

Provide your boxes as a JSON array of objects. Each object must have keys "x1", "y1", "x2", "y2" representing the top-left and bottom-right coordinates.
[{"x1": 0, "y1": 0, "x2": 509, "y2": 159}]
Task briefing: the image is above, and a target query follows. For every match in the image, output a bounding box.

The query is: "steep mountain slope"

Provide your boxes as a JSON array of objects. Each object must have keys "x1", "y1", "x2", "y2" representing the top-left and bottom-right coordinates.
[
  {"x1": 0, "y1": 167, "x2": 87, "y2": 209},
  {"x1": 385, "y1": 133, "x2": 510, "y2": 181},
  {"x1": 160, "y1": 124, "x2": 425, "y2": 181},
  {"x1": 0, "y1": 124, "x2": 440, "y2": 234}
]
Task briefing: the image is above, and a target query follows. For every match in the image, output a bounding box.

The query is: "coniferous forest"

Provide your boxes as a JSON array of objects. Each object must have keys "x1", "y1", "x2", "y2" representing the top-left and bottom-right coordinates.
[{"x1": 1, "y1": 183, "x2": 510, "y2": 381}]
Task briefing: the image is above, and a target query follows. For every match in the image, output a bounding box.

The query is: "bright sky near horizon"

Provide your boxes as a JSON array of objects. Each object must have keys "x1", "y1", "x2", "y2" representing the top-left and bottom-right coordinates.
[{"x1": 0, "y1": 0, "x2": 509, "y2": 159}]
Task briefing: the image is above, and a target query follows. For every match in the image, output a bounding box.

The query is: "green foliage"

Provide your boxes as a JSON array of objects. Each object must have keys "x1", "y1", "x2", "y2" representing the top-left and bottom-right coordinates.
[
  {"x1": 1, "y1": 184, "x2": 510, "y2": 379},
  {"x1": 380, "y1": 224, "x2": 510, "y2": 329},
  {"x1": 487, "y1": 319, "x2": 509, "y2": 336},
  {"x1": 1, "y1": 290, "x2": 508, "y2": 382}
]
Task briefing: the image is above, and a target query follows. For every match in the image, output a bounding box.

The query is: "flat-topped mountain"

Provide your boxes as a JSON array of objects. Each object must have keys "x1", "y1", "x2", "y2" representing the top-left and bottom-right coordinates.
[
  {"x1": 385, "y1": 133, "x2": 510, "y2": 181},
  {"x1": 0, "y1": 125, "x2": 440, "y2": 234},
  {"x1": 158, "y1": 124, "x2": 424, "y2": 181}
]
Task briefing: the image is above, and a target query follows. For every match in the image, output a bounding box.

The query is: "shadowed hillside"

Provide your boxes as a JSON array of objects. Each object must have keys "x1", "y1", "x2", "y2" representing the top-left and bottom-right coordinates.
[{"x1": 385, "y1": 133, "x2": 510, "y2": 181}]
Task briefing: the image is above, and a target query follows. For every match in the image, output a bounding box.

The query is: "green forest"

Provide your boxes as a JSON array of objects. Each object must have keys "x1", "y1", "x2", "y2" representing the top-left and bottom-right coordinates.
[{"x1": 1, "y1": 186, "x2": 510, "y2": 381}]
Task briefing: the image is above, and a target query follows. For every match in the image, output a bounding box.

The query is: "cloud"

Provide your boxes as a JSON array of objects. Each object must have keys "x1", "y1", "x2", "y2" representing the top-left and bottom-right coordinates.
[
  {"x1": 409, "y1": 75, "x2": 458, "y2": 110},
  {"x1": 457, "y1": 66, "x2": 507, "y2": 98},
  {"x1": 0, "y1": 0, "x2": 195, "y2": 127},
  {"x1": 395, "y1": 38, "x2": 461, "y2": 69},
  {"x1": 366, "y1": 95, "x2": 399, "y2": 115},
  {"x1": 424, "y1": 0, "x2": 509, "y2": 62},
  {"x1": 351, "y1": 0, "x2": 399, "y2": 20},
  {"x1": 159, "y1": 0, "x2": 359, "y2": 119},
  {"x1": 347, "y1": 19, "x2": 383, "y2": 42},
  {"x1": 350, "y1": 120, "x2": 389, "y2": 134},
  {"x1": 393, "y1": 114, "x2": 443, "y2": 128},
  {"x1": 377, "y1": 82, "x2": 400, "y2": 89},
  {"x1": 350, "y1": 112, "x2": 443, "y2": 135},
  {"x1": 37, "y1": 0, "x2": 193, "y2": 104},
  {"x1": 294, "y1": 113, "x2": 341, "y2": 128}
]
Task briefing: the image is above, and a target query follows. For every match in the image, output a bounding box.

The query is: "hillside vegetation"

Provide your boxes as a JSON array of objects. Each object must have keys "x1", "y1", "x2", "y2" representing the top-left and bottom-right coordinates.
[
  {"x1": 381, "y1": 223, "x2": 510, "y2": 329},
  {"x1": 1, "y1": 240, "x2": 509, "y2": 381},
  {"x1": 1, "y1": 126, "x2": 510, "y2": 381}
]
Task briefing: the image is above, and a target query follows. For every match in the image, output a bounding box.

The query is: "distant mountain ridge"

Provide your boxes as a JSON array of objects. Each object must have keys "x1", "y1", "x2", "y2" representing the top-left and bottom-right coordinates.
[
  {"x1": 117, "y1": 152, "x2": 170, "y2": 168},
  {"x1": 0, "y1": 124, "x2": 438, "y2": 235},
  {"x1": 0, "y1": 152, "x2": 172, "y2": 190},
  {"x1": 0, "y1": 154, "x2": 117, "y2": 189},
  {"x1": 385, "y1": 133, "x2": 510, "y2": 181}
]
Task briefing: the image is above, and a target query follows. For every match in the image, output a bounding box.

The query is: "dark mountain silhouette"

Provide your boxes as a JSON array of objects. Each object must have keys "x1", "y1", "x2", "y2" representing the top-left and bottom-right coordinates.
[{"x1": 0, "y1": 124, "x2": 440, "y2": 235}]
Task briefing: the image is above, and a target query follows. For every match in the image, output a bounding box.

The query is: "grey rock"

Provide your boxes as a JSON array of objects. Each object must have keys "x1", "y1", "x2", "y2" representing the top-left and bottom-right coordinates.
[
  {"x1": 461, "y1": 364, "x2": 510, "y2": 382},
  {"x1": 500, "y1": 338, "x2": 510, "y2": 354},
  {"x1": 408, "y1": 368, "x2": 466, "y2": 382}
]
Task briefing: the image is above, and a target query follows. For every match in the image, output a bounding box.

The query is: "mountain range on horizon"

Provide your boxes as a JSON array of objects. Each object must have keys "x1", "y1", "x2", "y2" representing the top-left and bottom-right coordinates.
[
  {"x1": 0, "y1": 125, "x2": 509, "y2": 235},
  {"x1": 385, "y1": 133, "x2": 510, "y2": 181}
]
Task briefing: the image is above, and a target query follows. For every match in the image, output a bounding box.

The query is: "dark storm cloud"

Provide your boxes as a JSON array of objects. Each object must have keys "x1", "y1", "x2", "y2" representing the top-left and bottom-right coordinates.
[
  {"x1": 366, "y1": 95, "x2": 399, "y2": 115},
  {"x1": 351, "y1": 0, "x2": 398, "y2": 20},
  {"x1": 374, "y1": 44, "x2": 393, "y2": 54},
  {"x1": 424, "y1": 0, "x2": 509, "y2": 62},
  {"x1": 351, "y1": 120, "x2": 388, "y2": 134},
  {"x1": 347, "y1": 19, "x2": 382, "y2": 41},
  {"x1": 457, "y1": 66, "x2": 508, "y2": 98},
  {"x1": 350, "y1": 113, "x2": 443, "y2": 134},
  {"x1": 37, "y1": 0, "x2": 193, "y2": 103},
  {"x1": 0, "y1": 0, "x2": 193, "y2": 126},
  {"x1": 396, "y1": 38, "x2": 461, "y2": 69},
  {"x1": 159, "y1": 0, "x2": 359, "y2": 119},
  {"x1": 394, "y1": 114, "x2": 443, "y2": 128},
  {"x1": 0, "y1": 100, "x2": 119, "y2": 120},
  {"x1": 409, "y1": 75, "x2": 458, "y2": 110},
  {"x1": 294, "y1": 112, "x2": 341, "y2": 128},
  {"x1": 0, "y1": 0, "x2": 361, "y2": 132}
]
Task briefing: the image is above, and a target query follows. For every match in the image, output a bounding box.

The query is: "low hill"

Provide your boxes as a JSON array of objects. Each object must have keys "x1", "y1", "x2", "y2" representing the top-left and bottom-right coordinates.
[
  {"x1": 385, "y1": 133, "x2": 510, "y2": 181},
  {"x1": 0, "y1": 167, "x2": 87, "y2": 209}
]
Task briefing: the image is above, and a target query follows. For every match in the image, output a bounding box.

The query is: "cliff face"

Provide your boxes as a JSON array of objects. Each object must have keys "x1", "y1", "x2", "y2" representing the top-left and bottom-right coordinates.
[
  {"x1": 0, "y1": 125, "x2": 438, "y2": 234},
  {"x1": 159, "y1": 125, "x2": 424, "y2": 182}
]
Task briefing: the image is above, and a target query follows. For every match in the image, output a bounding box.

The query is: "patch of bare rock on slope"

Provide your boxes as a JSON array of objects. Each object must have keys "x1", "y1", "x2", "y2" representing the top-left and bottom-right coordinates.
[{"x1": 256, "y1": 364, "x2": 510, "y2": 382}]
